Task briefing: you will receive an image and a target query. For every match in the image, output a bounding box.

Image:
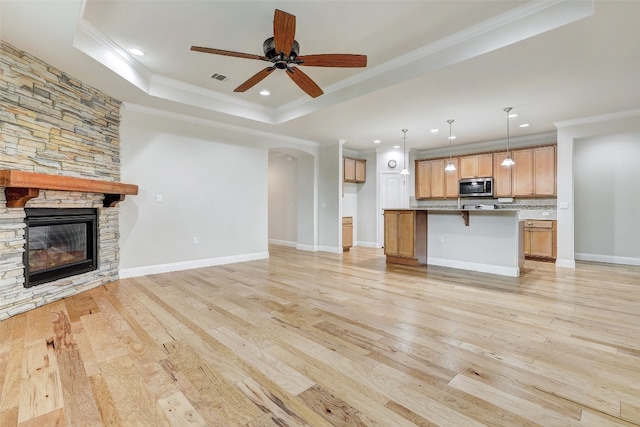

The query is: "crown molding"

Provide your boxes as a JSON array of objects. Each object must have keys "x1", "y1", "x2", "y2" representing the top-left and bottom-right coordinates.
[
  {"x1": 122, "y1": 103, "x2": 320, "y2": 152},
  {"x1": 554, "y1": 108, "x2": 640, "y2": 128},
  {"x1": 76, "y1": 0, "x2": 593, "y2": 127},
  {"x1": 416, "y1": 131, "x2": 557, "y2": 159}
]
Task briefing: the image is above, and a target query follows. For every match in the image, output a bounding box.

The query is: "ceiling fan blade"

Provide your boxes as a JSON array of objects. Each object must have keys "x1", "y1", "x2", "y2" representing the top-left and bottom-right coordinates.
[
  {"x1": 297, "y1": 54, "x2": 368, "y2": 68},
  {"x1": 273, "y1": 9, "x2": 296, "y2": 55},
  {"x1": 234, "y1": 67, "x2": 275, "y2": 93},
  {"x1": 286, "y1": 67, "x2": 323, "y2": 98},
  {"x1": 191, "y1": 46, "x2": 268, "y2": 61}
]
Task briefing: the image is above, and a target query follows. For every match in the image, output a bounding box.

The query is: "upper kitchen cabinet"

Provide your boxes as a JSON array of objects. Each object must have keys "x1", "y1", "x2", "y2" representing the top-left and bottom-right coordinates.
[
  {"x1": 415, "y1": 159, "x2": 445, "y2": 199},
  {"x1": 493, "y1": 151, "x2": 513, "y2": 198},
  {"x1": 495, "y1": 145, "x2": 556, "y2": 197},
  {"x1": 512, "y1": 146, "x2": 556, "y2": 197},
  {"x1": 444, "y1": 158, "x2": 459, "y2": 198},
  {"x1": 343, "y1": 157, "x2": 366, "y2": 183},
  {"x1": 459, "y1": 154, "x2": 493, "y2": 179}
]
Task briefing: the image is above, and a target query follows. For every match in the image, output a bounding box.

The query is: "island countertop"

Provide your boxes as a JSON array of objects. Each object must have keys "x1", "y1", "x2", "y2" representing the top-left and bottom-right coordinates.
[{"x1": 383, "y1": 208, "x2": 524, "y2": 276}]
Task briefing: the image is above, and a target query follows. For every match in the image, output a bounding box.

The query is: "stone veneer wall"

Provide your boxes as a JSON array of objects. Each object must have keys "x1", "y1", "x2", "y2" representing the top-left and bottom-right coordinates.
[{"x1": 0, "y1": 41, "x2": 123, "y2": 319}]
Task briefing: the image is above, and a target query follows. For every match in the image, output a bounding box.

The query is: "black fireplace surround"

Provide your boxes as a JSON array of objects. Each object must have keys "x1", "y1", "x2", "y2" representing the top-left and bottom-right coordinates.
[{"x1": 24, "y1": 208, "x2": 98, "y2": 288}]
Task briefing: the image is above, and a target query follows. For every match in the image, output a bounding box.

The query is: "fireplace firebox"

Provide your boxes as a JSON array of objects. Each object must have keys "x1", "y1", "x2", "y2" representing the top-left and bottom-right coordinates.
[{"x1": 24, "y1": 208, "x2": 98, "y2": 288}]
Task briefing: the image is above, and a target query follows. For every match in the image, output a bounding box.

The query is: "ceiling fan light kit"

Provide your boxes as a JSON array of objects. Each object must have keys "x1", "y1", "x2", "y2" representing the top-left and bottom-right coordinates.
[{"x1": 191, "y1": 9, "x2": 367, "y2": 98}]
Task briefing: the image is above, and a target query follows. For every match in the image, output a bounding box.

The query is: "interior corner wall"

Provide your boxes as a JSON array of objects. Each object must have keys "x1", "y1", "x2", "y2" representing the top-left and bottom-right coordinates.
[
  {"x1": 356, "y1": 151, "x2": 379, "y2": 247},
  {"x1": 574, "y1": 131, "x2": 640, "y2": 264},
  {"x1": 118, "y1": 108, "x2": 269, "y2": 275},
  {"x1": 556, "y1": 109, "x2": 640, "y2": 267},
  {"x1": 296, "y1": 154, "x2": 316, "y2": 250},
  {"x1": 318, "y1": 143, "x2": 341, "y2": 253},
  {"x1": 268, "y1": 155, "x2": 298, "y2": 246}
]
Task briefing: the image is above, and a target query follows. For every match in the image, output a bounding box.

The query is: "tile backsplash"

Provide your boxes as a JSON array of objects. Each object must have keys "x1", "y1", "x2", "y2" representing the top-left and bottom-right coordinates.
[{"x1": 410, "y1": 197, "x2": 557, "y2": 220}]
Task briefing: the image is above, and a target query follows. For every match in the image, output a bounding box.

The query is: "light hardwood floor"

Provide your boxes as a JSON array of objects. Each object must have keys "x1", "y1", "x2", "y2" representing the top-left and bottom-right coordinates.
[{"x1": 1, "y1": 245, "x2": 639, "y2": 426}]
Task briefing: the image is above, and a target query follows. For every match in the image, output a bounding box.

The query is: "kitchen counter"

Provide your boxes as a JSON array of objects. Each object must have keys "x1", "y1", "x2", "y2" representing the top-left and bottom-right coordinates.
[{"x1": 384, "y1": 209, "x2": 524, "y2": 277}]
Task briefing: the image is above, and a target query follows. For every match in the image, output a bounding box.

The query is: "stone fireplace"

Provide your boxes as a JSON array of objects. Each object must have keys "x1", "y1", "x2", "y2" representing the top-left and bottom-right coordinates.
[{"x1": 0, "y1": 41, "x2": 135, "y2": 319}]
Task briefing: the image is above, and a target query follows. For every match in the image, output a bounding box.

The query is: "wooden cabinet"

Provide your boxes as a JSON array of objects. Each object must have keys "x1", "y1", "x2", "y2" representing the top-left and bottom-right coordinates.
[
  {"x1": 512, "y1": 146, "x2": 556, "y2": 197},
  {"x1": 459, "y1": 154, "x2": 492, "y2": 179},
  {"x1": 384, "y1": 210, "x2": 427, "y2": 265},
  {"x1": 512, "y1": 149, "x2": 534, "y2": 196},
  {"x1": 494, "y1": 146, "x2": 556, "y2": 197},
  {"x1": 342, "y1": 217, "x2": 353, "y2": 251},
  {"x1": 343, "y1": 157, "x2": 366, "y2": 183},
  {"x1": 444, "y1": 158, "x2": 460, "y2": 198},
  {"x1": 524, "y1": 220, "x2": 556, "y2": 259},
  {"x1": 415, "y1": 159, "x2": 445, "y2": 199},
  {"x1": 493, "y1": 151, "x2": 512, "y2": 197},
  {"x1": 533, "y1": 146, "x2": 556, "y2": 196},
  {"x1": 415, "y1": 158, "x2": 458, "y2": 199}
]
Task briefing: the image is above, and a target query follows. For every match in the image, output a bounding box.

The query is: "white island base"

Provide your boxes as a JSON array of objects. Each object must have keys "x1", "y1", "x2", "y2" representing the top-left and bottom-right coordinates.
[{"x1": 427, "y1": 210, "x2": 524, "y2": 277}]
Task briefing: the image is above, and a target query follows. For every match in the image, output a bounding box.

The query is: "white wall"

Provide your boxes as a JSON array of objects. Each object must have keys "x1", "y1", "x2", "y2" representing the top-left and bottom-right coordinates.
[
  {"x1": 318, "y1": 143, "x2": 341, "y2": 252},
  {"x1": 296, "y1": 154, "x2": 317, "y2": 250},
  {"x1": 556, "y1": 108, "x2": 640, "y2": 267},
  {"x1": 119, "y1": 108, "x2": 269, "y2": 276},
  {"x1": 268, "y1": 155, "x2": 298, "y2": 246},
  {"x1": 574, "y1": 131, "x2": 640, "y2": 264},
  {"x1": 356, "y1": 151, "x2": 378, "y2": 247}
]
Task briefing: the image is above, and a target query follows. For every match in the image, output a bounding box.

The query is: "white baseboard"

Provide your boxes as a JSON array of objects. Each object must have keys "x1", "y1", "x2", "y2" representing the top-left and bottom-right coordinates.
[
  {"x1": 356, "y1": 241, "x2": 382, "y2": 249},
  {"x1": 296, "y1": 244, "x2": 318, "y2": 252},
  {"x1": 268, "y1": 239, "x2": 297, "y2": 248},
  {"x1": 119, "y1": 252, "x2": 269, "y2": 279},
  {"x1": 427, "y1": 257, "x2": 520, "y2": 277},
  {"x1": 555, "y1": 258, "x2": 576, "y2": 268},
  {"x1": 575, "y1": 253, "x2": 640, "y2": 266}
]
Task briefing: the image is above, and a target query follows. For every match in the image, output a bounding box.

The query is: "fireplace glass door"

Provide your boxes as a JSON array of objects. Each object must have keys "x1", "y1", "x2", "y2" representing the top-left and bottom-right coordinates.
[{"x1": 24, "y1": 208, "x2": 98, "y2": 288}]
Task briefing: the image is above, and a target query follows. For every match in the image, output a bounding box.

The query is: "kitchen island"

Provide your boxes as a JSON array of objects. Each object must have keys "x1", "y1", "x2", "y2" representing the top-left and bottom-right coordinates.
[{"x1": 384, "y1": 209, "x2": 524, "y2": 277}]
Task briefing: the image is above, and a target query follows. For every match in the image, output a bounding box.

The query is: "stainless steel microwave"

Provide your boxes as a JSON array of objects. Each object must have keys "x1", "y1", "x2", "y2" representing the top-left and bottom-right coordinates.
[{"x1": 459, "y1": 177, "x2": 493, "y2": 197}]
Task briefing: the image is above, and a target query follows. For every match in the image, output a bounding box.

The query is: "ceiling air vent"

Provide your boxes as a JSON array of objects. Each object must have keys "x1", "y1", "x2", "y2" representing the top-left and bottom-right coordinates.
[{"x1": 210, "y1": 73, "x2": 231, "y2": 82}]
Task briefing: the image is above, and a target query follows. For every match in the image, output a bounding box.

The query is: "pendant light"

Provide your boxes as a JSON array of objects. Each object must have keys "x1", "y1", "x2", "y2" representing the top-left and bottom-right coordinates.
[
  {"x1": 400, "y1": 129, "x2": 410, "y2": 175},
  {"x1": 501, "y1": 107, "x2": 515, "y2": 167},
  {"x1": 445, "y1": 119, "x2": 456, "y2": 172}
]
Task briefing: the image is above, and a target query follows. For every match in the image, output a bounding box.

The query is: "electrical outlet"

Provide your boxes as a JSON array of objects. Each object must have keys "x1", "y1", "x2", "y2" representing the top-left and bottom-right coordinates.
[
  {"x1": 192, "y1": 237, "x2": 198, "y2": 245},
  {"x1": 439, "y1": 236, "x2": 445, "y2": 243},
  {"x1": 542, "y1": 211, "x2": 550, "y2": 216},
  {"x1": 156, "y1": 194, "x2": 163, "y2": 202}
]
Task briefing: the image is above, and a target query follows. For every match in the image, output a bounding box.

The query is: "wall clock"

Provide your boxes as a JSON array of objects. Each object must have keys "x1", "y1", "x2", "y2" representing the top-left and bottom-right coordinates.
[{"x1": 388, "y1": 159, "x2": 397, "y2": 169}]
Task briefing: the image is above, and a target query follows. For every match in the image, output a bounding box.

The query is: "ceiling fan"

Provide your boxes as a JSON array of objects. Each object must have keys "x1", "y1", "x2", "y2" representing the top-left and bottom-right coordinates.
[{"x1": 190, "y1": 9, "x2": 367, "y2": 98}]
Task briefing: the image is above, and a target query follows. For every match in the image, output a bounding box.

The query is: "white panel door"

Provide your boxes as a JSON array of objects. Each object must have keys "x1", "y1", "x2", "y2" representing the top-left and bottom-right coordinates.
[{"x1": 378, "y1": 171, "x2": 406, "y2": 247}]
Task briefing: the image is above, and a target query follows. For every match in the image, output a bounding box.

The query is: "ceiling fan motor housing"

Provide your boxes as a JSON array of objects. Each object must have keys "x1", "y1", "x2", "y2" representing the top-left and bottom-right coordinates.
[{"x1": 263, "y1": 37, "x2": 300, "y2": 68}]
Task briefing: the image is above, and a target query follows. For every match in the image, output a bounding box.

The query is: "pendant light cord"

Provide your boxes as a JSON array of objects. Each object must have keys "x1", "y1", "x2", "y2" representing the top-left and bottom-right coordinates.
[{"x1": 504, "y1": 107, "x2": 512, "y2": 155}]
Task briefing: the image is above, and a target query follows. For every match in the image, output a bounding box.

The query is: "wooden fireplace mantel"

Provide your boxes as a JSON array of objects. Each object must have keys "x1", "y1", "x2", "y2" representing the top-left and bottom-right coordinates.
[{"x1": 0, "y1": 170, "x2": 139, "y2": 208}]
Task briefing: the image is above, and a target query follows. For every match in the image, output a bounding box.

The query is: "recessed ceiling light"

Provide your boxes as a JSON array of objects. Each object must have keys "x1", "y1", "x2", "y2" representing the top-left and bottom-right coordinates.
[
  {"x1": 128, "y1": 48, "x2": 145, "y2": 56},
  {"x1": 508, "y1": 113, "x2": 518, "y2": 118},
  {"x1": 519, "y1": 123, "x2": 530, "y2": 128},
  {"x1": 393, "y1": 145, "x2": 400, "y2": 149},
  {"x1": 448, "y1": 136, "x2": 457, "y2": 140},
  {"x1": 430, "y1": 129, "x2": 439, "y2": 133},
  {"x1": 259, "y1": 89, "x2": 270, "y2": 96},
  {"x1": 373, "y1": 139, "x2": 381, "y2": 144}
]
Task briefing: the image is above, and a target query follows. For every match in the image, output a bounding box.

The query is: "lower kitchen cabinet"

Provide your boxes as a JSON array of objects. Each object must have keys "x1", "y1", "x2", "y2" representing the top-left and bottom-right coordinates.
[
  {"x1": 384, "y1": 210, "x2": 427, "y2": 265},
  {"x1": 342, "y1": 217, "x2": 353, "y2": 251},
  {"x1": 524, "y1": 220, "x2": 556, "y2": 259}
]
